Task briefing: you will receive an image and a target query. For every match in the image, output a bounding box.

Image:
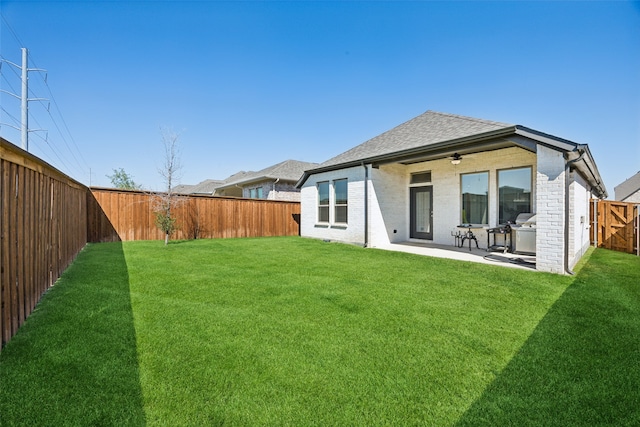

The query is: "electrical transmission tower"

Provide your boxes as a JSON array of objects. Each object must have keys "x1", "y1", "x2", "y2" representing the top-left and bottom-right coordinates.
[{"x1": 1, "y1": 47, "x2": 47, "y2": 151}]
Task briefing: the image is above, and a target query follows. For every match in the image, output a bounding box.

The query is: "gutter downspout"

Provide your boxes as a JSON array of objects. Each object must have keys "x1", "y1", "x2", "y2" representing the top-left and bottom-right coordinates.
[
  {"x1": 272, "y1": 178, "x2": 280, "y2": 200},
  {"x1": 564, "y1": 149, "x2": 586, "y2": 275},
  {"x1": 363, "y1": 162, "x2": 369, "y2": 248},
  {"x1": 637, "y1": 204, "x2": 640, "y2": 257}
]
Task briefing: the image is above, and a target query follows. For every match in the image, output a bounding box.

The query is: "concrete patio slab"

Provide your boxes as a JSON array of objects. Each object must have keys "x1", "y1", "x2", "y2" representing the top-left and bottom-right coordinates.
[{"x1": 374, "y1": 241, "x2": 537, "y2": 270}]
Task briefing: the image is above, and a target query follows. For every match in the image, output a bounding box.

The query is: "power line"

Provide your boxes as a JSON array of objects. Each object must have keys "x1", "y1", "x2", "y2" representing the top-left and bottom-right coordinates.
[{"x1": 1, "y1": 13, "x2": 91, "y2": 183}]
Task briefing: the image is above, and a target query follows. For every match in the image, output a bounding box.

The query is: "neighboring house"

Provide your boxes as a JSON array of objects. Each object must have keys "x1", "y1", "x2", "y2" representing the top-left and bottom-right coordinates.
[
  {"x1": 614, "y1": 171, "x2": 640, "y2": 203},
  {"x1": 173, "y1": 179, "x2": 225, "y2": 196},
  {"x1": 215, "y1": 159, "x2": 319, "y2": 201},
  {"x1": 296, "y1": 110, "x2": 608, "y2": 274}
]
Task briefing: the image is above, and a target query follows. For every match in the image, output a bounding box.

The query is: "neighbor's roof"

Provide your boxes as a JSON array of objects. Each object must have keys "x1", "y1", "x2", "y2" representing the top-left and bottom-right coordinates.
[
  {"x1": 216, "y1": 159, "x2": 319, "y2": 190},
  {"x1": 296, "y1": 110, "x2": 607, "y2": 198},
  {"x1": 173, "y1": 179, "x2": 225, "y2": 195},
  {"x1": 614, "y1": 171, "x2": 640, "y2": 201}
]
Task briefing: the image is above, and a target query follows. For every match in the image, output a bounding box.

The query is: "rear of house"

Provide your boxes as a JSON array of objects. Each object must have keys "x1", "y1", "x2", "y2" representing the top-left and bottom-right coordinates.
[{"x1": 297, "y1": 111, "x2": 607, "y2": 274}]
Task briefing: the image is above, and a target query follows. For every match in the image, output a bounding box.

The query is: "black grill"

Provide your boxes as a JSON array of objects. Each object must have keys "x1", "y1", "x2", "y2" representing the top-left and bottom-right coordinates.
[{"x1": 487, "y1": 224, "x2": 512, "y2": 253}]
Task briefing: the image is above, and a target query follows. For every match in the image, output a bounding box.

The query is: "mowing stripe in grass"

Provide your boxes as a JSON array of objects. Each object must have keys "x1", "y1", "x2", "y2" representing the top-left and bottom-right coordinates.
[
  {"x1": 0, "y1": 242, "x2": 146, "y2": 426},
  {"x1": 8, "y1": 237, "x2": 633, "y2": 425},
  {"x1": 456, "y1": 248, "x2": 640, "y2": 426},
  {"x1": 122, "y1": 237, "x2": 571, "y2": 425}
]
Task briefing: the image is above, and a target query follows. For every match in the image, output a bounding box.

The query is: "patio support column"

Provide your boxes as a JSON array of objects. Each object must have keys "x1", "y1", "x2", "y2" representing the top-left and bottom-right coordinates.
[{"x1": 536, "y1": 145, "x2": 566, "y2": 274}]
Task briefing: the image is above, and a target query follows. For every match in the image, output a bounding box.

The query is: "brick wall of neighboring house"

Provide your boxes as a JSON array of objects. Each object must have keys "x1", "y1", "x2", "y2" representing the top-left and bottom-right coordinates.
[
  {"x1": 623, "y1": 189, "x2": 640, "y2": 203},
  {"x1": 242, "y1": 180, "x2": 302, "y2": 201},
  {"x1": 536, "y1": 145, "x2": 566, "y2": 274}
]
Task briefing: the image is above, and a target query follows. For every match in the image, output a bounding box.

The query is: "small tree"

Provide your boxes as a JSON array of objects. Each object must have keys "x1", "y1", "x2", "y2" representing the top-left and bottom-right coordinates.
[
  {"x1": 153, "y1": 127, "x2": 183, "y2": 245},
  {"x1": 107, "y1": 168, "x2": 140, "y2": 190}
]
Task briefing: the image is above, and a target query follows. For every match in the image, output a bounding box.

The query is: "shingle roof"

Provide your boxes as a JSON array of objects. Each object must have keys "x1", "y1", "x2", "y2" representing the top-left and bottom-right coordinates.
[
  {"x1": 319, "y1": 110, "x2": 514, "y2": 168},
  {"x1": 218, "y1": 159, "x2": 319, "y2": 188},
  {"x1": 614, "y1": 171, "x2": 640, "y2": 201},
  {"x1": 297, "y1": 109, "x2": 607, "y2": 198},
  {"x1": 173, "y1": 179, "x2": 225, "y2": 195}
]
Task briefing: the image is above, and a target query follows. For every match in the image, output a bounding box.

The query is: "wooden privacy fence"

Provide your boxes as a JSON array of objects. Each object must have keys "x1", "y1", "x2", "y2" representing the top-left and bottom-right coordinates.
[
  {"x1": 591, "y1": 199, "x2": 639, "y2": 255},
  {"x1": 1, "y1": 137, "x2": 301, "y2": 350},
  {"x1": 1, "y1": 138, "x2": 88, "y2": 348},
  {"x1": 88, "y1": 188, "x2": 301, "y2": 242}
]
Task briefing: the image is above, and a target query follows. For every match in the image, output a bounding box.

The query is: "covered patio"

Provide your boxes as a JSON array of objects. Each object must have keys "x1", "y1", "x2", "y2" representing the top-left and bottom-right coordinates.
[{"x1": 376, "y1": 241, "x2": 537, "y2": 270}]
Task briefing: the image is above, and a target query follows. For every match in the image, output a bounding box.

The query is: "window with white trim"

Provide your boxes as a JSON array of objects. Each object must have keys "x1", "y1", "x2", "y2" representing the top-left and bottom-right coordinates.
[
  {"x1": 334, "y1": 179, "x2": 348, "y2": 224},
  {"x1": 317, "y1": 181, "x2": 329, "y2": 223}
]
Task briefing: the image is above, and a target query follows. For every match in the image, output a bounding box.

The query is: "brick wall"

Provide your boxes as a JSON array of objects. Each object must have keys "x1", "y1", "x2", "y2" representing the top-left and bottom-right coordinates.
[
  {"x1": 536, "y1": 145, "x2": 566, "y2": 274},
  {"x1": 300, "y1": 165, "x2": 366, "y2": 246},
  {"x1": 242, "y1": 180, "x2": 302, "y2": 201},
  {"x1": 568, "y1": 170, "x2": 594, "y2": 269},
  {"x1": 370, "y1": 147, "x2": 537, "y2": 248}
]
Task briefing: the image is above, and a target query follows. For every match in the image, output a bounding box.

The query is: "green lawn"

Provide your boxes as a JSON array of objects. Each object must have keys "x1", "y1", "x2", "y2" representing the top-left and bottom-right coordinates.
[{"x1": 1, "y1": 237, "x2": 639, "y2": 426}]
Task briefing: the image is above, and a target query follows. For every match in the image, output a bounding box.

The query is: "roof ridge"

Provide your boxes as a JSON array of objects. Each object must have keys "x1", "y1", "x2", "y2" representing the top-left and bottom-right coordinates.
[{"x1": 427, "y1": 110, "x2": 513, "y2": 127}]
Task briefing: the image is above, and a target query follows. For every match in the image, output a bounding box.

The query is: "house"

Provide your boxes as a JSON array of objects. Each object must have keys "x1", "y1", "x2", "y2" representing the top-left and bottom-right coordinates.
[
  {"x1": 614, "y1": 171, "x2": 640, "y2": 202},
  {"x1": 296, "y1": 110, "x2": 607, "y2": 274},
  {"x1": 176, "y1": 160, "x2": 319, "y2": 201},
  {"x1": 173, "y1": 179, "x2": 225, "y2": 196}
]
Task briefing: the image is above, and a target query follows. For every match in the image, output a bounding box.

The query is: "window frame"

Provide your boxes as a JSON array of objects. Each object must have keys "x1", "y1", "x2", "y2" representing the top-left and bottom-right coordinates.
[
  {"x1": 410, "y1": 171, "x2": 432, "y2": 185},
  {"x1": 333, "y1": 178, "x2": 348, "y2": 225},
  {"x1": 317, "y1": 181, "x2": 330, "y2": 223},
  {"x1": 460, "y1": 170, "x2": 489, "y2": 225},
  {"x1": 497, "y1": 166, "x2": 533, "y2": 225}
]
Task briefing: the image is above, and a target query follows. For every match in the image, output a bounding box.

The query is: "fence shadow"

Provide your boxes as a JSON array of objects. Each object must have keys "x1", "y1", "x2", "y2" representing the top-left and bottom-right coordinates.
[
  {"x1": 0, "y1": 242, "x2": 146, "y2": 425},
  {"x1": 454, "y1": 249, "x2": 640, "y2": 426}
]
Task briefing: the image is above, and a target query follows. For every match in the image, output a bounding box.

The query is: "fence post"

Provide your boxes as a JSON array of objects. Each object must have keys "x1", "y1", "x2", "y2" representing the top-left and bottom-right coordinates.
[{"x1": 592, "y1": 198, "x2": 598, "y2": 247}]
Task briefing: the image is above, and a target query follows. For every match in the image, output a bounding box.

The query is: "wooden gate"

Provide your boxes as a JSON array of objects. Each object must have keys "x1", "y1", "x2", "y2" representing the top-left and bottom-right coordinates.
[{"x1": 591, "y1": 199, "x2": 639, "y2": 254}]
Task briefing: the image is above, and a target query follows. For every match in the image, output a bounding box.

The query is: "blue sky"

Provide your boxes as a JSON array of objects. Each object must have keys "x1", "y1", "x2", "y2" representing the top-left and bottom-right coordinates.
[{"x1": 1, "y1": 1, "x2": 639, "y2": 196}]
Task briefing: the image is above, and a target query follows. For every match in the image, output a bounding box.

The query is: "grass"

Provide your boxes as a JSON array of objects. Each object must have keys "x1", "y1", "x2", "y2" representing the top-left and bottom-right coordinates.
[{"x1": 1, "y1": 237, "x2": 639, "y2": 426}]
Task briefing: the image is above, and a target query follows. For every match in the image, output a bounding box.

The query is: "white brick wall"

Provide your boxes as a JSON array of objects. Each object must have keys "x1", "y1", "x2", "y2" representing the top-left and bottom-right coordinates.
[
  {"x1": 536, "y1": 146, "x2": 566, "y2": 274},
  {"x1": 301, "y1": 147, "x2": 538, "y2": 250},
  {"x1": 568, "y1": 171, "x2": 593, "y2": 269},
  {"x1": 300, "y1": 166, "x2": 366, "y2": 246},
  {"x1": 369, "y1": 164, "x2": 408, "y2": 245},
  {"x1": 369, "y1": 147, "x2": 537, "y2": 248}
]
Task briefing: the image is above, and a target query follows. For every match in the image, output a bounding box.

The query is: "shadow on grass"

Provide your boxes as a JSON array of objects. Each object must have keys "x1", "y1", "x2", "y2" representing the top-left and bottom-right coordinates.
[
  {"x1": 0, "y1": 242, "x2": 146, "y2": 426},
  {"x1": 455, "y1": 249, "x2": 640, "y2": 426}
]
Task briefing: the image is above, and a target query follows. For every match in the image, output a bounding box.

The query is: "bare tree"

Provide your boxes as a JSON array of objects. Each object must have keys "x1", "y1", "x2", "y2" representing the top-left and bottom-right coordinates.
[{"x1": 153, "y1": 127, "x2": 184, "y2": 245}]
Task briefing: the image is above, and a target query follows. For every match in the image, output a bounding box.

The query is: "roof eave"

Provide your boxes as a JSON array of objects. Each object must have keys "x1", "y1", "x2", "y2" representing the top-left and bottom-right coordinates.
[
  {"x1": 566, "y1": 145, "x2": 608, "y2": 199},
  {"x1": 219, "y1": 175, "x2": 298, "y2": 190},
  {"x1": 297, "y1": 126, "x2": 517, "y2": 187}
]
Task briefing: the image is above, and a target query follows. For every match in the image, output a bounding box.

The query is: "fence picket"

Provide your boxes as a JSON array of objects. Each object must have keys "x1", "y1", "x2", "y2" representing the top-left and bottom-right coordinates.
[
  {"x1": 591, "y1": 199, "x2": 638, "y2": 254},
  {"x1": 88, "y1": 189, "x2": 300, "y2": 242}
]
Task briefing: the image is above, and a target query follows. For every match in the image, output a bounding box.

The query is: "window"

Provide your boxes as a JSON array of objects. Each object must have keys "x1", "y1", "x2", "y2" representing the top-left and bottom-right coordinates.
[
  {"x1": 498, "y1": 167, "x2": 532, "y2": 224},
  {"x1": 334, "y1": 179, "x2": 348, "y2": 224},
  {"x1": 411, "y1": 171, "x2": 432, "y2": 184},
  {"x1": 461, "y1": 171, "x2": 488, "y2": 224},
  {"x1": 318, "y1": 181, "x2": 329, "y2": 223},
  {"x1": 249, "y1": 187, "x2": 264, "y2": 199}
]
